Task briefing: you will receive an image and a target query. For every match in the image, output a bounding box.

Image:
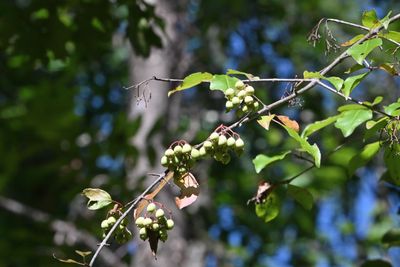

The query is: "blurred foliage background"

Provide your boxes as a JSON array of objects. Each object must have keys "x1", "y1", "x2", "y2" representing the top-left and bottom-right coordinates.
[{"x1": 1, "y1": 0, "x2": 400, "y2": 266}]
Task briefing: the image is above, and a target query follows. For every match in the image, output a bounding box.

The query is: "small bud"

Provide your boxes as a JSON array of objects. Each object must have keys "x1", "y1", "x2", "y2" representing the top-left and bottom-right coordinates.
[
  {"x1": 101, "y1": 220, "x2": 109, "y2": 229},
  {"x1": 182, "y1": 143, "x2": 192, "y2": 154},
  {"x1": 253, "y1": 101, "x2": 260, "y2": 110},
  {"x1": 199, "y1": 146, "x2": 207, "y2": 156},
  {"x1": 161, "y1": 156, "x2": 168, "y2": 167},
  {"x1": 225, "y1": 88, "x2": 235, "y2": 97},
  {"x1": 165, "y1": 148, "x2": 174, "y2": 157},
  {"x1": 155, "y1": 209, "x2": 165, "y2": 218},
  {"x1": 143, "y1": 217, "x2": 153, "y2": 226},
  {"x1": 231, "y1": 96, "x2": 241, "y2": 106},
  {"x1": 166, "y1": 219, "x2": 175, "y2": 230},
  {"x1": 235, "y1": 80, "x2": 245, "y2": 90},
  {"x1": 209, "y1": 132, "x2": 219, "y2": 142},
  {"x1": 235, "y1": 138, "x2": 244, "y2": 149},
  {"x1": 244, "y1": 95, "x2": 254, "y2": 104},
  {"x1": 107, "y1": 216, "x2": 116, "y2": 225},
  {"x1": 152, "y1": 223, "x2": 160, "y2": 231},
  {"x1": 191, "y1": 148, "x2": 200, "y2": 159},
  {"x1": 203, "y1": 140, "x2": 213, "y2": 150},
  {"x1": 237, "y1": 90, "x2": 246, "y2": 99},
  {"x1": 218, "y1": 135, "x2": 227, "y2": 146},
  {"x1": 225, "y1": 101, "x2": 234, "y2": 110},
  {"x1": 135, "y1": 216, "x2": 145, "y2": 227},
  {"x1": 173, "y1": 145, "x2": 182, "y2": 154},
  {"x1": 242, "y1": 105, "x2": 249, "y2": 113},
  {"x1": 227, "y1": 137, "x2": 236, "y2": 147},
  {"x1": 146, "y1": 203, "x2": 156, "y2": 213},
  {"x1": 245, "y1": 86, "x2": 255, "y2": 95}
]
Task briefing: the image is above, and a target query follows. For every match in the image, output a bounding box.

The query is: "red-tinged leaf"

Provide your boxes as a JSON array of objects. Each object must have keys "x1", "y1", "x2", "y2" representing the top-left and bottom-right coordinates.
[
  {"x1": 148, "y1": 230, "x2": 159, "y2": 259},
  {"x1": 174, "y1": 173, "x2": 200, "y2": 209},
  {"x1": 277, "y1": 115, "x2": 300, "y2": 132},
  {"x1": 134, "y1": 172, "x2": 174, "y2": 219},
  {"x1": 257, "y1": 115, "x2": 275, "y2": 130},
  {"x1": 248, "y1": 181, "x2": 276, "y2": 204}
]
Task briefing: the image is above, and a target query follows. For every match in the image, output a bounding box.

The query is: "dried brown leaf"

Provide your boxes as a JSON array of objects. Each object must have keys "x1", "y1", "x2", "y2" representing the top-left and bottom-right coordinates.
[
  {"x1": 174, "y1": 173, "x2": 200, "y2": 209},
  {"x1": 277, "y1": 115, "x2": 300, "y2": 132}
]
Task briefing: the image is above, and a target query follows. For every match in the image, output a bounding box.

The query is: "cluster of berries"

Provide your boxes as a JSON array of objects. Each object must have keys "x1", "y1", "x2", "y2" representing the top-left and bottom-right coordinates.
[
  {"x1": 224, "y1": 80, "x2": 259, "y2": 115},
  {"x1": 135, "y1": 203, "x2": 174, "y2": 242},
  {"x1": 100, "y1": 214, "x2": 132, "y2": 244},
  {"x1": 161, "y1": 140, "x2": 198, "y2": 179},
  {"x1": 198, "y1": 125, "x2": 244, "y2": 164}
]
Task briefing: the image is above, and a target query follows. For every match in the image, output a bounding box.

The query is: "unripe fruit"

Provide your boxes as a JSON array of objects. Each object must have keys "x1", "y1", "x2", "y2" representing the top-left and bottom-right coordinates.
[
  {"x1": 191, "y1": 148, "x2": 200, "y2": 159},
  {"x1": 159, "y1": 233, "x2": 168, "y2": 242},
  {"x1": 253, "y1": 101, "x2": 260, "y2": 110},
  {"x1": 146, "y1": 203, "x2": 157, "y2": 213},
  {"x1": 140, "y1": 233, "x2": 148, "y2": 241},
  {"x1": 203, "y1": 140, "x2": 213, "y2": 150},
  {"x1": 155, "y1": 209, "x2": 165, "y2": 218},
  {"x1": 166, "y1": 219, "x2": 175, "y2": 230},
  {"x1": 135, "y1": 216, "x2": 145, "y2": 227},
  {"x1": 221, "y1": 153, "x2": 231, "y2": 165},
  {"x1": 225, "y1": 88, "x2": 235, "y2": 97},
  {"x1": 227, "y1": 137, "x2": 236, "y2": 147},
  {"x1": 218, "y1": 135, "x2": 227, "y2": 146},
  {"x1": 242, "y1": 105, "x2": 249, "y2": 113},
  {"x1": 139, "y1": 227, "x2": 148, "y2": 240},
  {"x1": 209, "y1": 132, "x2": 219, "y2": 141},
  {"x1": 199, "y1": 146, "x2": 207, "y2": 156},
  {"x1": 231, "y1": 96, "x2": 240, "y2": 105},
  {"x1": 245, "y1": 86, "x2": 255, "y2": 95},
  {"x1": 225, "y1": 101, "x2": 234, "y2": 110},
  {"x1": 143, "y1": 217, "x2": 153, "y2": 226},
  {"x1": 244, "y1": 95, "x2": 254, "y2": 104},
  {"x1": 161, "y1": 156, "x2": 168, "y2": 167},
  {"x1": 173, "y1": 145, "x2": 182, "y2": 154},
  {"x1": 237, "y1": 90, "x2": 246, "y2": 99},
  {"x1": 101, "y1": 220, "x2": 109, "y2": 229},
  {"x1": 152, "y1": 223, "x2": 160, "y2": 231},
  {"x1": 182, "y1": 144, "x2": 192, "y2": 154},
  {"x1": 235, "y1": 80, "x2": 245, "y2": 90},
  {"x1": 165, "y1": 148, "x2": 174, "y2": 157},
  {"x1": 235, "y1": 138, "x2": 244, "y2": 149},
  {"x1": 107, "y1": 216, "x2": 116, "y2": 225}
]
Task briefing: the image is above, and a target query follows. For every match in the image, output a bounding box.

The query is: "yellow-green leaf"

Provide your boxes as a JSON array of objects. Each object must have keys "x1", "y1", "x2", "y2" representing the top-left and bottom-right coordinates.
[
  {"x1": 347, "y1": 38, "x2": 382, "y2": 65},
  {"x1": 168, "y1": 72, "x2": 213, "y2": 96},
  {"x1": 82, "y1": 188, "x2": 113, "y2": 210}
]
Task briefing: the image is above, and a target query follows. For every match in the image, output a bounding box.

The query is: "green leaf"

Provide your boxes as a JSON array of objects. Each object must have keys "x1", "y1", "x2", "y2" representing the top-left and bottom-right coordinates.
[
  {"x1": 360, "y1": 259, "x2": 392, "y2": 267},
  {"x1": 209, "y1": 74, "x2": 240, "y2": 93},
  {"x1": 226, "y1": 69, "x2": 259, "y2": 80},
  {"x1": 380, "y1": 11, "x2": 393, "y2": 29},
  {"x1": 287, "y1": 184, "x2": 313, "y2": 210},
  {"x1": 345, "y1": 64, "x2": 365, "y2": 74},
  {"x1": 347, "y1": 38, "x2": 382, "y2": 65},
  {"x1": 255, "y1": 192, "x2": 280, "y2": 223},
  {"x1": 283, "y1": 126, "x2": 321, "y2": 167},
  {"x1": 384, "y1": 101, "x2": 400, "y2": 116},
  {"x1": 82, "y1": 188, "x2": 113, "y2": 210},
  {"x1": 301, "y1": 115, "x2": 340, "y2": 138},
  {"x1": 342, "y1": 72, "x2": 369, "y2": 98},
  {"x1": 363, "y1": 96, "x2": 383, "y2": 107},
  {"x1": 379, "y1": 30, "x2": 400, "y2": 43},
  {"x1": 382, "y1": 228, "x2": 400, "y2": 247},
  {"x1": 348, "y1": 141, "x2": 380, "y2": 176},
  {"x1": 303, "y1": 71, "x2": 323, "y2": 79},
  {"x1": 334, "y1": 109, "x2": 373, "y2": 137},
  {"x1": 383, "y1": 144, "x2": 400, "y2": 186},
  {"x1": 253, "y1": 151, "x2": 291, "y2": 173},
  {"x1": 364, "y1": 117, "x2": 389, "y2": 141},
  {"x1": 362, "y1": 10, "x2": 379, "y2": 28},
  {"x1": 324, "y1": 76, "x2": 344, "y2": 91},
  {"x1": 168, "y1": 72, "x2": 213, "y2": 96},
  {"x1": 303, "y1": 71, "x2": 343, "y2": 90},
  {"x1": 338, "y1": 104, "x2": 366, "y2": 112},
  {"x1": 340, "y1": 34, "x2": 365, "y2": 47}
]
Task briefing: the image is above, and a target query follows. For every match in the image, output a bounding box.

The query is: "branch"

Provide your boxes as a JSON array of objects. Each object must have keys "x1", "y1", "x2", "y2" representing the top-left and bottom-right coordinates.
[{"x1": 0, "y1": 195, "x2": 127, "y2": 267}]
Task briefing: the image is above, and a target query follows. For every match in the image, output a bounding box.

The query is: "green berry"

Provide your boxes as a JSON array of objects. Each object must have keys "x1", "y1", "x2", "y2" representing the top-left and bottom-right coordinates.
[
  {"x1": 203, "y1": 140, "x2": 213, "y2": 150},
  {"x1": 146, "y1": 203, "x2": 156, "y2": 213},
  {"x1": 244, "y1": 95, "x2": 254, "y2": 104},
  {"x1": 191, "y1": 148, "x2": 200, "y2": 159},
  {"x1": 227, "y1": 137, "x2": 236, "y2": 147},
  {"x1": 225, "y1": 88, "x2": 235, "y2": 97},
  {"x1": 135, "y1": 216, "x2": 145, "y2": 227},
  {"x1": 166, "y1": 219, "x2": 174, "y2": 230},
  {"x1": 235, "y1": 138, "x2": 244, "y2": 149},
  {"x1": 155, "y1": 209, "x2": 165, "y2": 218},
  {"x1": 253, "y1": 101, "x2": 260, "y2": 110},
  {"x1": 237, "y1": 90, "x2": 246, "y2": 99},
  {"x1": 199, "y1": 146, "x2": 207, "y2": 156},
  {"x1": 231, "y1": 96, "x2": 240, "y2": 105},
  {"x1": 218, "y1": 135, "x2": 227, "y2": 146},
  {"x1": 159, "y1": 229, "x2": 168, "y2": 242},
  {"x1": 225, "y1": 101, "x2": 234, "y2": 110},
  {"x1": 209, "y1": 132, "x2": 219, "y2": 141},
  {"x1": 139, "y1": 227, "x2": 148, "y2": 240},
  {"x1": 182, "y1": 144, "x2": 192, "y2": 154},
  {"x1": 143, "y1": 217, "x2": 153, "y2": 226},
  {"x1": 152, "y1": 223, "x2": 160, "y2": 231},
  {"x1": 221, "y1": 153, "x2": 231, "y2": 164},
  {"x1": 101, "y1": 220, "x2": 109, "y2": 229},
  {"x1": 245, "y1": 86, "x2": 255, "y2": 95},
  {"x1": 242, "y1": 105, "x2": 249, "y2": 113},
  {"x1": 107, "y1": 216, "x2": 116, "y2": 225},
  {"x1": 161, "y1": 156, "x2": 168, "y2": 167},
  {"x1": 165, "y1": 148, "x2": 174, "y2": 157},
  {"x1": 173, "y1": 145, "x2": 182, "y2": 154},
  {"x1": 235, "y1": 80, "x2": 245, "y2": 90}
]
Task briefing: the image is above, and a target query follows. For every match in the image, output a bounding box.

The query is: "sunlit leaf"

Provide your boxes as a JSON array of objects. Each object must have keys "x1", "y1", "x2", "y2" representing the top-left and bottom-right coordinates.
[
  {"x1": 382, "y1": 228, "x2": 400, "y2": 247},
  {"x1": 379, "y1": 31, "x2": 400, "y2": 43},
  {"x1": 255, "y1": 192, "x2": 280, "y2": 223},
  {"x1": 334, "y1": 109, "x2": 372, "y2": 137},
  {"x1": 257, "y1": 115, "x2": 275, "y2": 130},
  {"x1": 342, "y1": 72, "x2": 369, "y2": 98},
  {"x1": 82, "y1": 188, "x2": 113, "y2": 210},
  {"x1": 348, "y1": 141, "x2": 380, "y2": 176},
  {"x1": 324, "y1": 76, "x2": 344, "y2": 91},
  {"x1": 277, "y1": 115, "x2": 300, "y2": 132},
  {"x1": 287, "y1": 184, "x2": 313, "y2": 210},
  {"x1": 168, "y1": 72, "x2": 213, "y2": 96},
  {"x1": 362, "y1": 10, "x2": 379, "y2": 28},
  {"x1": 364, "y1": 117, "x2": 389, "y2": 141},
  {"x1": 226, "y1": 69, "x2": 259, "y2": 80},
  {"x1": 347, "y1": 38, "x2": 382, "y2": 65},
  {"x1": 174, "y1": 173, "x2": 200, "y2": 209},
  {"x1": 384, "y1": 101, "x2": 400, "y2": 116},
  {"x1": 253, "y1": 151, "x2": 291, "y2": 173},
  {"x1": 301, "y1": 115, "x2": 340, "y2": 138},
  {"x1": 209, "y1": 74, "x2": 240, "y2": 93}
]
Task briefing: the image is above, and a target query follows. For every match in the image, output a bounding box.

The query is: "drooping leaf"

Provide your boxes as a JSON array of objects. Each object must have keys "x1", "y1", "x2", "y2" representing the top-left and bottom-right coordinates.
[
  {"x1": 340, "y1": 34, "x2": 365, "y2": 47},
  {"x1": 287, "y1": 184, "x2": 313, "y2": 210},
  {"x1": 379, "y1": 30, "x2": 400, "y2": 43},
  {"x1": 74, "y1": 250, "x2": 92, "y2": 258},
  {"x1": 82, "y1": 188, "x2": 113, "y2": 210},
  {"x1": 382, "y1": 228, "x2": 400, "y2": 247},
  {"x1": 362, "y1": 10, "x2": 379, "y2": 28},
  {"x1": 168, "y1": 72, "x2": 213, "y2": 96},
  {"x1": 384, "y1": 101, "x2": 400, "y2": 116},
  {"x1": 209, "y1": 74, "x2": 240, "y2": 93},
  {"x1": 360, "y1": 259, "x2": 392, "y2": 267},
  {"x1": 257, "y1": 115, "x2": 275, "y2": 130},
  {"x1": 148, "y1": 229, "x2": 159, "y2": 258},
  {"x1": 283, "y1": 126, "x2": 321, "y2": 167},
  {"x1": 364, "y1": 117, "x2": 389, "y2": 140},
  {"x1": 53, "y1": 254, "x2": 85, "y2": 265},
  {"x1": 348, "y1": 141, "x2": 380, "y2": 176},
  {"x1": 383, "y1": 145, "x2": 400, "y2": 186},
  {"x1": 301, "y1": 115, "x2": 340, "y2": 138},
  {"x1": 347, "y1": 38, "x2": 382, "y2": 65},
  {"x1": 276, "y1": 115, "x2": 300, "y2": 132},
  {"x1": 226, "y1": 69, "x2": 259, "y2": 80},
  {"x1": 174, "y1": 172, "x2": 200, "y2": 209},
  {"x1": 255, "y1": 191, "x2": 280, "y2": 223},
  {"x1": 342, "y1": 72, "x2": 369, "y2": 98},
  {"x1": 334, "y1": 109, "x2": 373, "y2": 137},
  {"x1": 253, "y1": 151, "x2": 291, "y2": 173}
]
